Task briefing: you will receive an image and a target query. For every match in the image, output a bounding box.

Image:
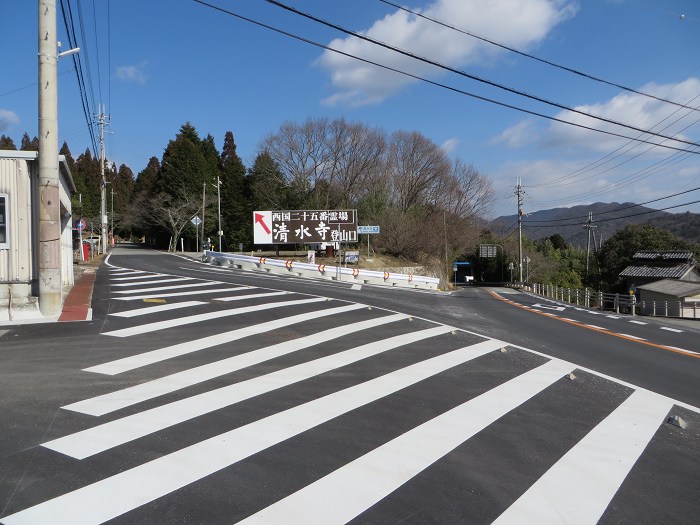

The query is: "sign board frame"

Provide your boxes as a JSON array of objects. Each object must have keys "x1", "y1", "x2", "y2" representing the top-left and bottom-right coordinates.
[{"x1": 253, "y1": 210, "x2": 358, "y2": 245}]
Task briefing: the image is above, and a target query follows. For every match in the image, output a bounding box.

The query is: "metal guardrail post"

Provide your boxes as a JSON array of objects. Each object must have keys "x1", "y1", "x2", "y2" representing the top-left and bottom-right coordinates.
[{"x1": 631, "y1": 296, "x2": 636, "y2": 316}]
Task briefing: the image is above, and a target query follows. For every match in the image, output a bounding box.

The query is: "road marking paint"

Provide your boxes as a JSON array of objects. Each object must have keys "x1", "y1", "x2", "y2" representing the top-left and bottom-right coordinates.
[
  {"x1": 110, "y1": 274, "x2": 165, "y2": 281},
  {"x1": 606, "y1": 315, "x2": 621, "y2": 319},
  {"x1": 560, "y1": 318, "x2": 578, "y2": 322},
  {"x1": 212, "y1": 291, "x2": 289, "y2": 302},
  {"x1": 102, "y1": 297, "x2": 328, "y2": 338},
  {"x1": 616, "y1": 334, "x2": 645, "y2": 341},
  {"x1": 47, "y1": 326, "x2": 455, "y2": 458},
  {"x1": 65, "y1": 313, "x2": 407, "y2": 416},
  {"x1": 629, "y1": 320, "x2": 647, "y2": 325},
  {"x1": 109, "y1": 301, "x2": 207, "y2": 318},
  {"x1": 113, "y1": 288, "x2": 241, "y2": 301},
  {"x1": 110, "y1": 277, "x2": 196, "y2": 287},
  {"x1": 87, "y1": 304, "x2": 367, "y2": 375},
  {"x1": 660, "y1": 326, "x2": 683, "y2": 333},
  {"x1": 666, "y1": 346, "x2": 699, "y2": 355},
  {"x1": 236, "y1": 359, "x2": 573, "y2": 525},
  {"x1": 488, "y1": 291, "x2": 700, "y2": 359},
  {"x1": 492, "y1": 390, "x2": 672, "y2": 525},
  {"x1": 585, "y1": 325, "x2": 606, "y2": 330},
  {"x1": 112, "y1": 282, "x2": 219, "y2": 294},
  {"x1": 14, "y1": 339, "x2": 504, "y2": 525}
]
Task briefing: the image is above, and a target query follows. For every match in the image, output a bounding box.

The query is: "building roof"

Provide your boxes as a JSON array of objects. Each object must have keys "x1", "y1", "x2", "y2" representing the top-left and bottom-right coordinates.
[
  {"x1": 636, "y1": 279, "x2": 700, "y2": 298},
  {"x1": 619, "y1": 263, "x2": 697, "y2": 279},
  {"x1": 632, "y1": 251, "x2": 694, "y2": 261},
  {"x1": 0, "y1": 150, "x2": 76, "y2": 193}
]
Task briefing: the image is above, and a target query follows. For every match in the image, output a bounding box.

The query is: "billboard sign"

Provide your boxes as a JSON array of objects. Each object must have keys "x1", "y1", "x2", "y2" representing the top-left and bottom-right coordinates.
[{"x1": 253, "y1": 210, "x2": 358, "y2": 245}]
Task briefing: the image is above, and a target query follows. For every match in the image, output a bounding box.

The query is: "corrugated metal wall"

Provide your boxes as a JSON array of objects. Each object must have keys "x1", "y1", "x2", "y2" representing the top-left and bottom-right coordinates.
[{"x1": 0, "y1": 158, "x2": 34, "y2": 300}]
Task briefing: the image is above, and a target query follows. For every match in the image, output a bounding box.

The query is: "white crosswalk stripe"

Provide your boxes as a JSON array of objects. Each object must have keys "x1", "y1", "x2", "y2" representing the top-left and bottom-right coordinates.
[
  {"x1": 237, "y1": 359, "x2": 573, "y2": 525},
  {"x1": 102, "y1": 297, "x2": 328, "y2": 338},
  {"x1": 112, "y1": 281, "x2": 220, "y2": 294},
  {"x1": 1, "y1": 267, "x2": 695, "y2": 525},
  {"x1": 65, "y1": 313, "x2": 407, "y2": 415},
  {"x1": 110, "y1": 277, "x2": 197, "y2": 287},
  {"x1": 87, "y1": 303, "x2": 366, "y2": 375},
  {"x1": 109, "y1": 301, "x2": 207, "y2": 318},
  {"x1": 491, "y1": 390, "x2": 672, "y2": 525}
]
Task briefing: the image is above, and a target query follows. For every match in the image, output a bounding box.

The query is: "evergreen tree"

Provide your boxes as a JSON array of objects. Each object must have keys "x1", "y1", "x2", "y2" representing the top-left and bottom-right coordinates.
[
  {"x1": 218, "y1": 131, "x2": 248, "y2": 250},
  {"x1": 248, "y1": 150, "x2": 288, "y2": 210},
  {"x1": 0, "y1": 135, "x2": 17, "y2": 150},
  {"x1": 20, "y1": 133, "x2": 39, "y2": 151}
]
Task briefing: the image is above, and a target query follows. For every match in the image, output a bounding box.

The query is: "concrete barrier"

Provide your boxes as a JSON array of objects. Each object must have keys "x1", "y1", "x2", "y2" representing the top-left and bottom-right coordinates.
[{"x1": 203, "y1": 251, "x2": 439, "y2": 290}]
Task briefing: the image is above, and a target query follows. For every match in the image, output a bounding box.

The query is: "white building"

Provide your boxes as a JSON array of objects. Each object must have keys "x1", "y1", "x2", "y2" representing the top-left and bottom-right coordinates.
[{"x1": 0, "y1": 150, "x2": 76, "y2": 321}]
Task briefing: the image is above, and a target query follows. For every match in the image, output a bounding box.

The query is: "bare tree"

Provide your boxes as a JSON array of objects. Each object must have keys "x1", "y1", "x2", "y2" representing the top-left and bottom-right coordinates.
[
  {"x1": 386, "y1": 131, "x2": 451, "y2": 212},
  {"x1": 127, "y1": 189, "x2": 206, "y2": 252}
]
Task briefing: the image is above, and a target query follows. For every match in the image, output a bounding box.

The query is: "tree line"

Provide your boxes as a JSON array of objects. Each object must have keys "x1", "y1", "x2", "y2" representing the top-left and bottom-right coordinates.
[{"x1": 3, "y1": 118, "x2": 697, "y2": 290}]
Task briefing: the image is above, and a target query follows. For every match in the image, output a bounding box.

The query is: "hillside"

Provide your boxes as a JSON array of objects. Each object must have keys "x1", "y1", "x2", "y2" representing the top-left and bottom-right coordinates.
[{"x1": 490, "y1": 203, "x2": 700, "y2": 248}]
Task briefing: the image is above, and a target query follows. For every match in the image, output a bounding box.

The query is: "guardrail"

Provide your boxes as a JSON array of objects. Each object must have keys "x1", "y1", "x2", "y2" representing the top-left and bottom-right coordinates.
[{"x1": 202, "y1": 251, "x2": 440, "y2": 290}]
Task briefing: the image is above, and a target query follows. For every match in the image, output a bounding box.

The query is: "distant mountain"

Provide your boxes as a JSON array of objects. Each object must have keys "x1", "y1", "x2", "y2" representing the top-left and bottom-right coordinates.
[{"x1": 490, "y1": 202, "x2": 700, "y2": 248}]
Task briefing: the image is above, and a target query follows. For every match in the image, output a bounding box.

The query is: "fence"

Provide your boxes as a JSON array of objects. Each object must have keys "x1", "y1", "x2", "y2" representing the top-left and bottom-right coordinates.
[
  {"x1": 525, "y1": 283, "x2": 700, "y2": 318},
  {"x1": 525, "y1": 283, "x2": 636, "y2": 315}
]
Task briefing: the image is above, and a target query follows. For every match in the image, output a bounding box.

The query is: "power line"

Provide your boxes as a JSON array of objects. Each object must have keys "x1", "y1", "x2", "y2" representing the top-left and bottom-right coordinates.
[
  {"x1": 377, "y1": 0, "x2": 699, "y2": 113},
  {"x1": 190, "y1": 0, "x2": 699, "y2": 155},
  {"x1": 58, "y1": 0, "x2": 98, "y2": 154},
  {"x1": 266, "y1": 0, "x2": 700, "y2": 150}
]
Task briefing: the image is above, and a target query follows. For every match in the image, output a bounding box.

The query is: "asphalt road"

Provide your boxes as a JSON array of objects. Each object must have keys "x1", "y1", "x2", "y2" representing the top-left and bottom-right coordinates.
[{"x1": 0, "y1": 245, "x2": 698, "y2": 524}]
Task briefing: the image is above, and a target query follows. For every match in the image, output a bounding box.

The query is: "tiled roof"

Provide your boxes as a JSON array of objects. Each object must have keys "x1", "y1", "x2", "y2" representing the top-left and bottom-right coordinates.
[
  {"x1": 619, "y1": 263, "x2": 696, "y2": 279},
  {"x1": 636, "y1": 279, "x2": 700, "y2": 297},
  {"x1": 632, "y1": 251, "x2": 694, "y2": 261}
]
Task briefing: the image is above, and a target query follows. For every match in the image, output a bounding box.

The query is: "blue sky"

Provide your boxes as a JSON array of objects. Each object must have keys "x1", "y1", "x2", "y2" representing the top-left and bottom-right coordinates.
[{"x1": 2, "y1": 0, "x2": 699, "y2": 218}]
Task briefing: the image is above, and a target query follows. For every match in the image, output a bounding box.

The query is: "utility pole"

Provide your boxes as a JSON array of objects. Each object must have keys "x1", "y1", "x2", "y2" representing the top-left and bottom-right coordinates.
[
  {"x1": 584, "y1": 211, "x2": 598, "y2": 282},
  {"x1": 201, "y1": 182, "x2": 206, "y2": 251},
  {"x1": 216, "y1": 175, "x2": 222, "y2": 252},
  {"x1": 37, "y1": 0, "x2": 61, "y2": 315},
  {"x1": 110, "y1": 186, "x2": 115, "y2": 245},
  {"x1": 96, "y1": 105, "x2": 109, "y2": 254},
  {"x1": 516, "y1": 178, "x2": 524, "y2": 282}
]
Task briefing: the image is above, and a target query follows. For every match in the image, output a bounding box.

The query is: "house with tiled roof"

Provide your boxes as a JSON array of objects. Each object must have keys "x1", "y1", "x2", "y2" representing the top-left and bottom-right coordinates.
[
  {"x1": 620, "y1": 251, "x2": 699, "y2": 287},
  {"x1": 619, "y1": 251, "x2": 700, "y2": 317}
]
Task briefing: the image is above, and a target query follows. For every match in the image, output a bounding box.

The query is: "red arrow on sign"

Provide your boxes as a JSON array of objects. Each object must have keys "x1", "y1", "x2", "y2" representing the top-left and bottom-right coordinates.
[{"x1": 255, "y1": 213, "x2": 271, "y2": 235}]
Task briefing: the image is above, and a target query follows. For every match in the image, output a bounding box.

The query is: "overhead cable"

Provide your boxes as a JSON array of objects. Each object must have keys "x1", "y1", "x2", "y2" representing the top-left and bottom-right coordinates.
[
  {"x1": 266, "y1": 0, "x2": 700, "y2": 150},
  {"x1": 191, "y1": 0, "x2": 699, "y2": 155},
  {"x1": 378, "y1": 0, "x2": 699, "y2": 113}
]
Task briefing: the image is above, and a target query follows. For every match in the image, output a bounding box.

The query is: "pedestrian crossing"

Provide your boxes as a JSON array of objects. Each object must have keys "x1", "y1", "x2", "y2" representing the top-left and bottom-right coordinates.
[{"x1": 1, "y1": 264, "x2": 697, "y2": 525}]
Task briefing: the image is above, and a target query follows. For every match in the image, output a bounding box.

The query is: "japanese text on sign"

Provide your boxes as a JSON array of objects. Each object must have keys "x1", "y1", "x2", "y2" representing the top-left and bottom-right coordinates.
[{"x1": 253, "y1": 210, "x2": 358, "y2": 245}]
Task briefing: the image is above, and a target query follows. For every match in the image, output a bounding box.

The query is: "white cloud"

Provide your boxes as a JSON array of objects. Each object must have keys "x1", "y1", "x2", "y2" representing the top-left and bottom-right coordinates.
[
  {"x1": 441, "y1": 137, "x2": 459, "y2": 153},
  {"x1": 116, "y1": 63, "x2": 148, "y2": 85},
  {"x1": 0, "y1": 109, "x2": 20, "y2": 132},
  {"x1": 317, "y1": 0, "x2": 578, "y2": 107},
  {"x1": 493, "y1": 119, "x2": 536, "y2": 148},
  {"x1": 546, "y1": 77, "x2": 700, "y2": 154}
]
